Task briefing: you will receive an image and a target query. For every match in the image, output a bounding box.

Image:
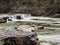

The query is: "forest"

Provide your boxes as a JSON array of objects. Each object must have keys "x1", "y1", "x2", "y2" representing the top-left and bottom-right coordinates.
[{"x1": 0, "y1": 0, "x2": 60, "y2": 17}]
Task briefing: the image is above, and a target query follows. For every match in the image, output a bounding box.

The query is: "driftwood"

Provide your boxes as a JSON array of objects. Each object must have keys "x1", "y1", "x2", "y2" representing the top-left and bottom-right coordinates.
[{"x1": 0, "y1": 29, "x2": 39, "y2": 45}]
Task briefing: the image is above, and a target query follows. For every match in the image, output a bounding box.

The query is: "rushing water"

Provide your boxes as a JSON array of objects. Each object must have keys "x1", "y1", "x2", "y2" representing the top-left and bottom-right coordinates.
[{"x1": 0, "y1": 16, "x2": 60, "y2": 45}]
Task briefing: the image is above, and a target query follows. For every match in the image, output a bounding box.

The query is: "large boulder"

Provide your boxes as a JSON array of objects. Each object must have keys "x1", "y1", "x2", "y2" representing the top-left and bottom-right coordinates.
[{"x1": 0, "y1": 28, "x2": 39, "y2": 45}]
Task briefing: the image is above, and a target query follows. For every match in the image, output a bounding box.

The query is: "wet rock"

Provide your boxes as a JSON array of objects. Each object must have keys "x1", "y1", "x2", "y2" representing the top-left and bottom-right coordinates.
[{"x1": 38, "y1": 26, "x2": 44, "y2": 29}]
